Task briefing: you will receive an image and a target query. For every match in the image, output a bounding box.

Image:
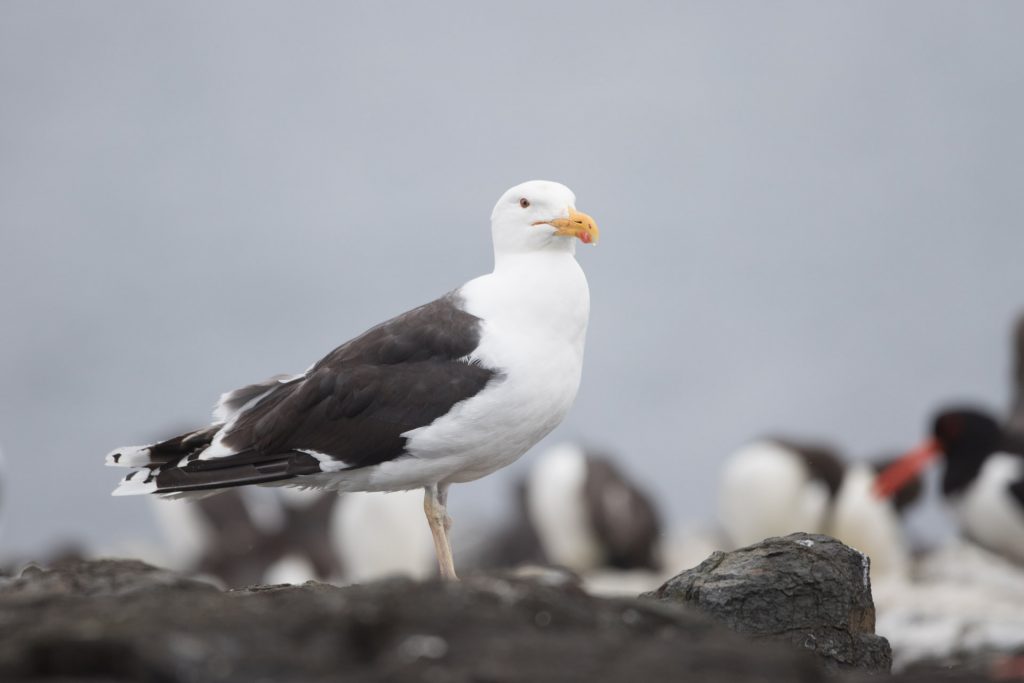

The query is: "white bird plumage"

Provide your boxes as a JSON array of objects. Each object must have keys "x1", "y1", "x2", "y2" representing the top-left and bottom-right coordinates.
[{"x1": 106, "y1": 180, "x2": 599, "y2": 580}]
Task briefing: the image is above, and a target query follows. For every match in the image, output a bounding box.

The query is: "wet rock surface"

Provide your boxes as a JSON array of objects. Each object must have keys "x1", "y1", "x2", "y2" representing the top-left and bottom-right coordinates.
[{"x1": 643, "y1": 533, "x2": 892, "y2": 672}]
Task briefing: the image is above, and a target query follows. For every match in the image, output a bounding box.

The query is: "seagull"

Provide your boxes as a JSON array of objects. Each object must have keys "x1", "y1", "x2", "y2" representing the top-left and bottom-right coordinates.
[{"x1": 106, "y1": 180, "x2": 599, "y2": 580}]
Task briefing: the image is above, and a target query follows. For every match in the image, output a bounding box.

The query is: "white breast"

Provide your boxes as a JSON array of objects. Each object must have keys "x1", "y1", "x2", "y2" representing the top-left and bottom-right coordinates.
[
  {"x1": 375, "y1": 251, "x2": 590, "y2": 490},
  {"x1": 953, "y1": 453, "x2": 1024, "y2": 563}
]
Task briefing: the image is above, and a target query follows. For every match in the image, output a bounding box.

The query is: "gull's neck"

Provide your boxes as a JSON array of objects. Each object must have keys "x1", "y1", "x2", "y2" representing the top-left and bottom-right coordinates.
[
  {"x1": 465, "y1": 246, "x2": 589, "y2": 347},
  {"x1": 492, "y1": 244, "x2": 577, "y2": 273}
]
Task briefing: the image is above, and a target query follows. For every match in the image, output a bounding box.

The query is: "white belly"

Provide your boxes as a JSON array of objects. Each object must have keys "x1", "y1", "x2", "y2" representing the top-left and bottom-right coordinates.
[
  {"x1": 366, "y1": 253, "x2": 589, "y2": 491},
  {"x1": 953, "y1": 454, "x2": 1024, "y2": 563},
  {"x1": 379, "y1": 328, "x2": 583, "y2": 488}
]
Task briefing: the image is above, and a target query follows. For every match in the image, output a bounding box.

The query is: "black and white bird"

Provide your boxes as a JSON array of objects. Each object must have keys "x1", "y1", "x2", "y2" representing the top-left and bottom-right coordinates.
[
  {"x1": 719, "y1": 438, "x2": 922, "y2": 579},
  {"x1": 875, "y1": 408, "x2": 1024, "y2": 565},
  {"x1": 718, "y1": 438, "x2": 846, "y2": 548},
  {"x1": 477, "y1": 443, "x2": 662, "y2": 574},
  {"x1": 106, "y1": 180, "x2": 599, "y2": 580}
]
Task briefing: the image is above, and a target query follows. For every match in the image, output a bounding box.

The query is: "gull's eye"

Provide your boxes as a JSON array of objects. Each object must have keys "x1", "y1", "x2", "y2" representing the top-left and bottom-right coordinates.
[{"x1": 519, "y1": 198, "x2": 530, "y2": 209}]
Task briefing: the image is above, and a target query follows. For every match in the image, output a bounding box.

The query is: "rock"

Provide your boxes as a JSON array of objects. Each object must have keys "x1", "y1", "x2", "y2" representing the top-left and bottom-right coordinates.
[
  {"x1": 0, "y1": 559, "x2": 827, "y2": 682},
  {"x1": 642, "y1": 533, "x2": 892, "y2": 673},
  {"x1": 0, "y1": 558, "x2": 220, "y2": 598}
]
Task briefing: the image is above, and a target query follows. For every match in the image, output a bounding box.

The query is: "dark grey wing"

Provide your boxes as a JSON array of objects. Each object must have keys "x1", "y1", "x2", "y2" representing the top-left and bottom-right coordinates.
[
  {"x1": 582, "y1": 454, "x2": 662, "y2": 571},
  {"x1": 150, "y1": 292, "x2": 498, "y2": 494},
  {"x1": 224, "y1": 291, "x2": 498, "y2": 468}
]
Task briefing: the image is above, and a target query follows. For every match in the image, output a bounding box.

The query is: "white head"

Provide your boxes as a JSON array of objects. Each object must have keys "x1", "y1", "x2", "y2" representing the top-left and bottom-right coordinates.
[{"x1": 490, "y1": 180, "x2": 600, "y2": 257}]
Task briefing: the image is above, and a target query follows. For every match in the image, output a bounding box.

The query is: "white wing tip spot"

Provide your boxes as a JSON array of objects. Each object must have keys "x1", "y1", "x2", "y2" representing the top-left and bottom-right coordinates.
[{"x1": 105, "y1": 445, "x2": 153, "y2": 467}]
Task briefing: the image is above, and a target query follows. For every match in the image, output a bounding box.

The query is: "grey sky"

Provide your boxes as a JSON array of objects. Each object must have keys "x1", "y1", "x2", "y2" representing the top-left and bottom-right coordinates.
[{"x1": 1, "y1": 1, "x2": 1022, "y2": 557}]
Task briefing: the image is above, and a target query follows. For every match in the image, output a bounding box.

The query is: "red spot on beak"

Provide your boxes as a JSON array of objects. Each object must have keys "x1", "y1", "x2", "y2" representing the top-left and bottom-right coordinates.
[{"x1": 579, "y1": 232, "x2": 592, "y2": 244}]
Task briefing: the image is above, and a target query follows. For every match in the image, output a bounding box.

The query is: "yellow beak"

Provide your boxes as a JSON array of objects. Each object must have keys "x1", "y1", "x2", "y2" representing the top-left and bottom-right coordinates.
[{"x1": 536, "y1": 207, "x2": 600, "y2": 245}]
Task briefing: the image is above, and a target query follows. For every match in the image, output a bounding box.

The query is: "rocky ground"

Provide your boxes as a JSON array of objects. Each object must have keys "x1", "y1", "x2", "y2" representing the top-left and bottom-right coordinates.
[{"x1": 0, "y1": 534, "x2": 1012, "y2": 682}]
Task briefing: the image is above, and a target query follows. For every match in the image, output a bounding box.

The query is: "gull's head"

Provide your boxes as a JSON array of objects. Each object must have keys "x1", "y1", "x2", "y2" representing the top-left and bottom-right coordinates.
[{"x1": 490, "y1": 180, "x2": 600, "y2": 255}]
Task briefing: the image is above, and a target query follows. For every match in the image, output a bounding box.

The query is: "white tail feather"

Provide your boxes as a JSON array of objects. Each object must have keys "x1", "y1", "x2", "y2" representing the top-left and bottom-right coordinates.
[{"x1": 111, "y1": 469, "x2": 158, "y2": 496}]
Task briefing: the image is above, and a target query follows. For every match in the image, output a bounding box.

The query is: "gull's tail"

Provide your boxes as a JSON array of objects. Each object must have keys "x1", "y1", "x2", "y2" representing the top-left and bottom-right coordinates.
[{"x1": 106, "y1": 425, "x2": 221, "y2": 496}]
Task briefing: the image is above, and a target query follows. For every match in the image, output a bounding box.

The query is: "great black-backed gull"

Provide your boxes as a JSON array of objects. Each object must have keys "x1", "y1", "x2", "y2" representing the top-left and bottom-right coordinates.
[
  {"x1": 876, "y1": 408, "x2": 1024, "y2": 565},
  {"x1": 106, "y1": 180, "x2": 599, "y2": 580}
]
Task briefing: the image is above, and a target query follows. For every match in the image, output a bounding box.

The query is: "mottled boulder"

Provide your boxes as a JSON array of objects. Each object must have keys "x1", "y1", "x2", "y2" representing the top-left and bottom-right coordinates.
[
  {"x1": 0, "y1": 558, "x2": 827, "y2": 682},
  {"x1": 643, "y1": 533, "x2": 892, "y2": 673}
]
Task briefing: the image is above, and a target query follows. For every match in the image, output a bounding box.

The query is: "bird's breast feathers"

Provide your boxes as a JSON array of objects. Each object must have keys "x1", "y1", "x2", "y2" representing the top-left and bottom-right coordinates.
[{"x1": 397, "y1": 263, "x2": 590, "y2": 483}]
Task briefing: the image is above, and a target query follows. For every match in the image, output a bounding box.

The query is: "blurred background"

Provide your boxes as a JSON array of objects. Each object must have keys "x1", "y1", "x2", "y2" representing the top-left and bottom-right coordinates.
[{"x1": 1, "y1": 0, "x2": 1023, "y2": 591}]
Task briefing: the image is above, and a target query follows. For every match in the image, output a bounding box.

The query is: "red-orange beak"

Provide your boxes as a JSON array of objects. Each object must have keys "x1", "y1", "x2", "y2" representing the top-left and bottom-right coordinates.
[{"x1": 873, "y1": 438, "x2": 941, "y2": 499}]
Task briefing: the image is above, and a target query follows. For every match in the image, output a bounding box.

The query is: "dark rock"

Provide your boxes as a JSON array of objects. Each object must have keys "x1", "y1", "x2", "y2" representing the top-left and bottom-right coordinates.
[
  {"x1": 642, "y1": 533, "x2": 892, "y2": 673},
  {"x1": 0, "y1": 558, "x2": 827, "y2": 682},
  {"x1": 0, "y1": 558, "x2": 219, "y2": 598}
]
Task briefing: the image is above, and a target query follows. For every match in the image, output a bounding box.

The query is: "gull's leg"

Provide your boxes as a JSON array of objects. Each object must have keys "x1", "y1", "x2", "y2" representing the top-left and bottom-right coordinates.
[
  {"x1": 424, "y1": 483, "x2": 457, "y2": 580},
  {"x1": 437, "y1": 483, "x2": 452, "y2": 532}
]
